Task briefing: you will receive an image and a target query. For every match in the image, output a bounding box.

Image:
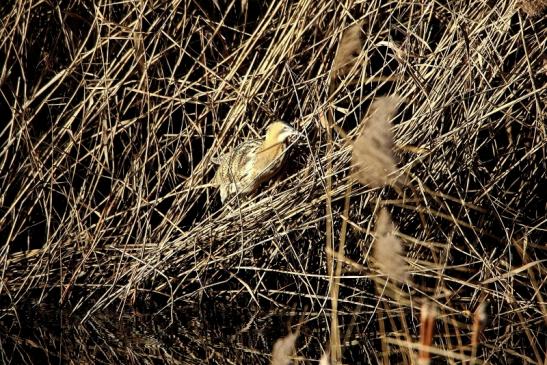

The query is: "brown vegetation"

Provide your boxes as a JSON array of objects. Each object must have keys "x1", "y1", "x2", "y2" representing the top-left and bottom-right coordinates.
[{"x1": 0, "y1": 0, "x2": 545, "y2": 364}]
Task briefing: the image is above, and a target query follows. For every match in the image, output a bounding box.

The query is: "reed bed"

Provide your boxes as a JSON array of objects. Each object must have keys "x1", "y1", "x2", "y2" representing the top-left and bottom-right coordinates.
[{"x1": 1, "y1": 0, "x2": 545, "y2": 363}]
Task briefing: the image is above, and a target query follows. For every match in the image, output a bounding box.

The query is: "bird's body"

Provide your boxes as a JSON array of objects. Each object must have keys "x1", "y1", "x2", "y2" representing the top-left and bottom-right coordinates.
[{"x1": 212, "y1": 122, "x2": 299, "y2": 203}]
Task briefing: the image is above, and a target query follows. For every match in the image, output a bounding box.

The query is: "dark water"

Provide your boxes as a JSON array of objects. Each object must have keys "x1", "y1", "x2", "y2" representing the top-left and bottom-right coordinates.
[
  {"x1": 0, "y1": 296, "x2": 338, "y2": 365},
  {"x1": 0, "y1": 295, "x2": 382, "y2": 364},
  {"x1": 0, "y1": 300, "x2": 273, "y2": 364}
]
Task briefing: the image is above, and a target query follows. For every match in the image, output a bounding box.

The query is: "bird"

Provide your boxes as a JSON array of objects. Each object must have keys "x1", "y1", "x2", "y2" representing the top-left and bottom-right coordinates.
[{"x1": 212, "y1": 121, "x2": 301, "y2": 203}]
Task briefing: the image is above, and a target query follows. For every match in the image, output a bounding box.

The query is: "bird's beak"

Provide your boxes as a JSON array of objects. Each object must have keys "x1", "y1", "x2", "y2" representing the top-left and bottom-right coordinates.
[
  {"x1": 287, "y1": 129, "x2": 304, "y2": 143},
  {"x1": 288, "y1": 127, "x2": 304, "y2": 139},
  {"x1": 294, "y1": 129, "x2": 305, "y2": 138},
  {"x1": 278, "y1": 126, "x2": 302, "y2": 142}
]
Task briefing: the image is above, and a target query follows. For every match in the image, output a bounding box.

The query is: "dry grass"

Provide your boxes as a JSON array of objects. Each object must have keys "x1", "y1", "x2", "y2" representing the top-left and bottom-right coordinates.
[{"x1": 0, "y1": 0, "x2": 546, "y2": 364}]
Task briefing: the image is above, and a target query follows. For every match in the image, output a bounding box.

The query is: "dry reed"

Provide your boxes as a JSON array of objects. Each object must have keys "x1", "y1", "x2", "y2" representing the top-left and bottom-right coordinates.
[
  {"x1": 351, "y1": 95, "x2": 403, "y2": 188},
  {"x1": 331, "y1": 23, "x2": 363, "y2": 79},
  {"x1": 373, "y1": 208, "x2": 407, "y2": 283},
  {"x1": 0, "y1": 0, "x2": 545, "y2": 363}
]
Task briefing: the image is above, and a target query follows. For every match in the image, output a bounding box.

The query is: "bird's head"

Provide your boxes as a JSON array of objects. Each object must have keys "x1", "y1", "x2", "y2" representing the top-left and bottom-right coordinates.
[{"x1": 265, "y1": 121, "x2": 302, "y2": 144}]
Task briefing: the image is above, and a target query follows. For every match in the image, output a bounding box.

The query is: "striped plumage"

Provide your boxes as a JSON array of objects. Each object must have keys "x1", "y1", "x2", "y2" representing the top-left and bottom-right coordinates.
[{"x1": 212, "y1": 121, "x2": 299, "y2": 203}]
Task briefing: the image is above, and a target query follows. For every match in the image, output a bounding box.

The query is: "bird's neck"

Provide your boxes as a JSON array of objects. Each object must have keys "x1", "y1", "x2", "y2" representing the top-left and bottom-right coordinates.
[{"x1": 256, "y1": 139, "x2": 285, "y2": 170}]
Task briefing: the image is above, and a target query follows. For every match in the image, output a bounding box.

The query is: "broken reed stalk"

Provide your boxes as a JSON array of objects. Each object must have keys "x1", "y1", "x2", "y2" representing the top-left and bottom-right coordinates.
[{"x1": 418, "y1": 302, "x2": 436, "y2": 365}]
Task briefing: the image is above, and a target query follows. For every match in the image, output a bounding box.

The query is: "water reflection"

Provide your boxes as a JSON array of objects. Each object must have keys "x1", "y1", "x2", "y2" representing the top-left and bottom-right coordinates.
[{"x1": 0, "y1": 297, "x2": 332, "y2": 364}]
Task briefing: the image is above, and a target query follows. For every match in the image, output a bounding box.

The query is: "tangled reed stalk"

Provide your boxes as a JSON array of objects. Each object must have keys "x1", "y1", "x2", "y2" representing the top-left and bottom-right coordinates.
[{"x1": 1, "y1": 0, "x2": 545, "y2": 363}]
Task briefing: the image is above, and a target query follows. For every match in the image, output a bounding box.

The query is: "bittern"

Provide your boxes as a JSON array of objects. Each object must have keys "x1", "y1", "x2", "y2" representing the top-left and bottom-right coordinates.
[{"x1": 212, "y1": 121, "x2": 300, "y2": 203}]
